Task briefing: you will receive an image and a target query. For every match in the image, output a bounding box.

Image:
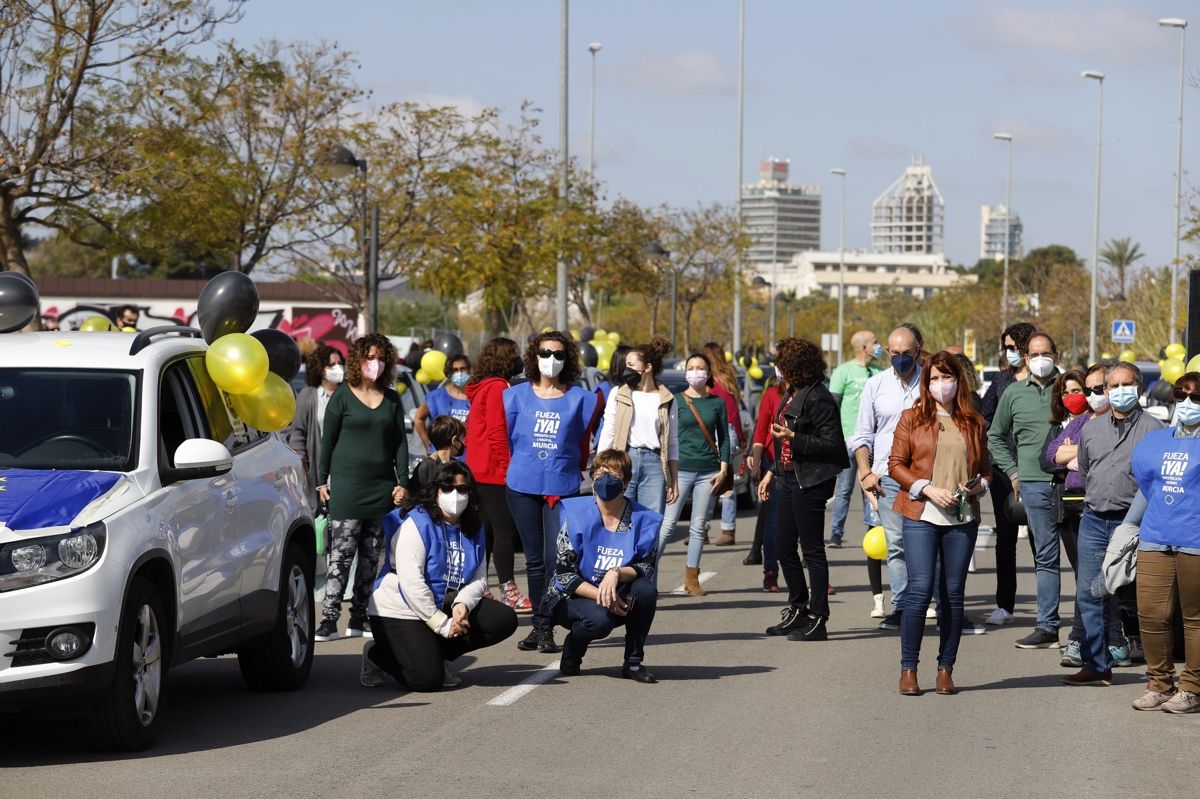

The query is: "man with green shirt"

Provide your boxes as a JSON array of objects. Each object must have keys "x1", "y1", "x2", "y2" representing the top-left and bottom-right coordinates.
[
  {"x1": 827, "y1": 330, "x2": 883, "y2": 547},
  {"x1": 986, "y1": 332, "x2": 1063, "y2": 649}
]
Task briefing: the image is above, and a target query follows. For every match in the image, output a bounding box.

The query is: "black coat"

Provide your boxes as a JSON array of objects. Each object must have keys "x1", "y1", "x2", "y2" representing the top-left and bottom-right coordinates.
[{"x1": 777, "y1": 382, "x2": 849, "y2": 488}]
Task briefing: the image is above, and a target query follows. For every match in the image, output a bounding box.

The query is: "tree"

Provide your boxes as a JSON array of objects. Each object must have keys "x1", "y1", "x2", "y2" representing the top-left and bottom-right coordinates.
[
  {"x1": 658, "y1": 204, "x2": 745, "y2": 353},
  {"x1": 1099, "y1": 237, "x2": 1144, "y2": 300},
  {"x1": 0, "y1": 0, "x2": 241, "y2": 276}
]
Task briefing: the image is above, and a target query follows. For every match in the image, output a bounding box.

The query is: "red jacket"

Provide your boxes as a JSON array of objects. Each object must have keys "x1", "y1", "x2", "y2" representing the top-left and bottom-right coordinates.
[
  {"x1": 465, "y1": 377, "x2": 510, "y2": 485},
  {"x1": 753, "y1": 386, "x2": 783, "y2": 460}
]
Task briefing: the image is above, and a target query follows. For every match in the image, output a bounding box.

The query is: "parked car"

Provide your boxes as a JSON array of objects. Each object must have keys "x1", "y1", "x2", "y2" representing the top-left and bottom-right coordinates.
[{"x1": 0, "y1": 327, "x2": 315, "y2": 751}]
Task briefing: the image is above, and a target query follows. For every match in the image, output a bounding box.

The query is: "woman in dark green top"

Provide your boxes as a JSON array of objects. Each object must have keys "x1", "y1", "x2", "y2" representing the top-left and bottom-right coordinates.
[
  {"x1": 656, "y1": 352, "x2": 730, "y2": 596},
  {"x1": 315, "y1": 333, "x2": 409, "y2": 642}
]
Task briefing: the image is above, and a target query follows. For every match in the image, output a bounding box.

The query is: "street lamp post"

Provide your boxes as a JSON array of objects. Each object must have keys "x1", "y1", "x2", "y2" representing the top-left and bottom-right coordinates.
[
  {"x1": 1083, "y1": 70, "x2": 1105, "y2": 365},
  {"x1": 1160, "y1": 18, "x2": 1188, "y2": 343},
  {"x1": 732, "y1": 0, "x2": 745, "y2": 359},
  {"x1": 588, "y1": 42, "x2": 602, "y2": 176},
  {"x1": 993, "y1": 133, "x2": 1013, "y2": 329},
  {"x1": 831, "y1": 168, "x2": 847, "y2": 365},
  {"x1": 555, "y1": 0, "x2": 569, "y2": 331},
  {"x1": 320, "y1": 145, "x2": 377, "y2": 334}
]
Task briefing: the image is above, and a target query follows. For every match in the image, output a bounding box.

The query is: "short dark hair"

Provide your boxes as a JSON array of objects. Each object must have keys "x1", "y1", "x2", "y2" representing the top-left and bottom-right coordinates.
[
  {"x1": 1109, "y1": 361, "x2": 1143, "y2": 387},
  {"x1": 416, "y1": 460, "x2": 481, "y2": 536},
  {"x1": 683, "y1": 352, "x2": 715, "y2": 388},
  {"x1": 1050, "y1": 369, "x2": 1086, "y2": 425},
  {"x1": 1000, "y1": 322, "x2": 1037, "y2": 353},
  {"x1": 304, "y1": 344, "x2": 340, "y2": 388},
  {"x1": 428, "y1": 415, "x2": 466, "y2": 450},
  {"x1": 524, "y1": 330, "x2": 581, "y2": 385},
  {"x1": 1028, "y1": 332, "x2": 1058, "y2": 354},
  {"x1": 590, "y1": 449, "x2": 632, "y2": 483},
  {"x1": 447, "y1": 353, "x2": 470, "y2": 372}
]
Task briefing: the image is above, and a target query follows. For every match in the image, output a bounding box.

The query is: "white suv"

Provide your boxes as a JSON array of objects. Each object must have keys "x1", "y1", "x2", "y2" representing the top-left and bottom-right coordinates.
[{"x1": 0, "y1": 327, "x2": 316, "y2": 750}]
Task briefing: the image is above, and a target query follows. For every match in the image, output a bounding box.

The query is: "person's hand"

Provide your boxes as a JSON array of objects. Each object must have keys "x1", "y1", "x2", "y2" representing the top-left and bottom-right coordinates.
[
  {"x1": 960, "y1": 480, "x2": 987, "y2": 497},
  {"x1": 745, "y1": 453, "x2": 759, "y2": 480},
  {"x1": 449, "y1": 603, "x2": 470, "y2": 637},
  {"x1": 317, "y1": 484, "x2": 330, "y2": 503},
  {"x1": 860, "y1": 472, "x2": 882, "y2": 495},
  {"x1": 1067, "y1": 457, "x2": 1079, "y2": 472},
  {"x1": 921, "y1": 485, "x2": 957, "y2": 510},
  {"x1": 710, "y1": 466, "x2": 729, "y2": 489},
  {"x1": 865, "y1": 489, "x2": 880, "y2": 513},
  {"x1": 392, "y1": 485, "x2": 408, "y2": 505},
  {"x1": 666, "y1": 481, "x2": 679, "y2": 505},
  {"x1": 770, "y1": 422, "x2": 795, "y2": 440},
  {"x1": 596, "y1": 569, "x2": 621, "y2": 610},
  {"x1": 1010, "y1": 477, "x2": 1021, "y2": 502},
  {"x1": 610, "y1": 597, "x2": 630, "y2": 617},
  {"x1": 757, "y1": 471, "x2": 773, "y2": 502}
]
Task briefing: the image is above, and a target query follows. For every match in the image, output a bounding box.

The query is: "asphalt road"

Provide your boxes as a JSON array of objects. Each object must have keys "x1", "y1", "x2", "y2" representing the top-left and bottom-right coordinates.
[{"x1": 3, "y1": 497, "x2": 1197, "y2": 798}]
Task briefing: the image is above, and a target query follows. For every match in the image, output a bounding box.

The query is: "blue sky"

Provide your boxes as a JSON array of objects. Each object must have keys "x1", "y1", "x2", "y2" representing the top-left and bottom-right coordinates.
[{"x1": 233, "y1": 0, "x2": 1198, "y2": 270}]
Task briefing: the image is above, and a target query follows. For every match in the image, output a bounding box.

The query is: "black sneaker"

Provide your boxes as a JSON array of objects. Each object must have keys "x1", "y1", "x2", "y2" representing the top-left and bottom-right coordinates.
[
  {"x1": 537, "y1": 628, "x2": 561, "y2": 654},
  {"x1": 766, "y1": 605, "x2": 807, "y2": 636},
  {"x1": 516, "y1": 628, "x2": 541, "y2": 651},
  {"x1": 787, "y1": 616, "x2": 828, "y2": 641},
  {"x1": 827, "y1": 534, "x2": 843, "y2": 548},
  {"x1": 878, "y1": 610, "x2": 903, "y2": 631},
  {"x1": 742, "y1": 552, "x2": 764, "y2": 566},
  {"x1": 1014, "y1": 628, "x2": 1061, "y2": 649},
  {"x1": 621, "y1": 664, "x2": 657, "y2": 683},
  {"x1": 315, "y1": 620, "x2": 339, "y2": 642}
]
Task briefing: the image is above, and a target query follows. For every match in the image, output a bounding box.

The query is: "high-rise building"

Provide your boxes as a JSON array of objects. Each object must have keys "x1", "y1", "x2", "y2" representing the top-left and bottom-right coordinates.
[
  {"x1": 980, "y1": 204, "x2": 1023, "y2": 261},
  {"x1": 740, "y1": 159, "x2": 821, "y2": 268},
  {"x1": 871, "y1": 157, "x2": 944, "y2": 254}
]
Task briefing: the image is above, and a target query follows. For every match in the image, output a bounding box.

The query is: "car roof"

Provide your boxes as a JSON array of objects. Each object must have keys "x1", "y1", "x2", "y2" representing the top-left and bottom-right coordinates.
[{"x1": 1, "y1": 330, "x2": 206, "y2": 370}]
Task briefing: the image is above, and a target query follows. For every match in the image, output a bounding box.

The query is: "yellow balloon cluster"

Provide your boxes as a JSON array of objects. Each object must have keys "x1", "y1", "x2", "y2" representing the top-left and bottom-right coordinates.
[
  {"x1": 1119, "y1": 349, "x2": 1137, "y2": 363},
  {"x1": 79, "y1": 316, "x2": 116, "y2": 332},
  {"x1": 1187, "y1": 353, "x2": 1200, "y2": 374},
  {"x1": 229, "y1": 373, "x2": 296, "y2": 433},
  {"x1": 1165, "y1": 343, "x2": 1187, "y2": 361},
  {"x1": 863, "y1": 526, "x2": 887, "y2": 560},
  {"x1": 206, "y1": 333, "x2": 269, "y2": 395},
  {"x1": 1163, "y1": 358, "x2": 1186, "y2": 385}
]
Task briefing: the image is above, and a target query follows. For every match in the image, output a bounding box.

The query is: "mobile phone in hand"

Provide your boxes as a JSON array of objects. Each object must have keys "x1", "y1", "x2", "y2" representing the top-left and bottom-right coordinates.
[{"x1": 963, "y1": 473, "x2": 982, "y2": 491}]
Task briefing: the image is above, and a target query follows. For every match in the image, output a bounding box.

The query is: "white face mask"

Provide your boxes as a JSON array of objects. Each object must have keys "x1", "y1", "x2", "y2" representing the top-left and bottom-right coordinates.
[
  {"x1": 1028, "y1": 355, "x2": 1056, "y2": 379},
  {"x1": 438, "y1": 488, "x2": 469, "y2": 519},
  {"x1": 324, "y1": 364, "x2": 344, "y2": 384},
  {"x1": 774, "y1": 365, "x2": 783, "y2": 380},
  {"x1": 538, "y1": 355, "x2": 565, "y2": 378},
  {"x1": 1086, "y1": 391, "x2": 1110, "y2": 412}
]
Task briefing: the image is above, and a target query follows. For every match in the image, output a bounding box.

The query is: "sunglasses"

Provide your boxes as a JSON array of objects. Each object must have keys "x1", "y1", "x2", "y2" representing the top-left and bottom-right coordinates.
[
  {"x1": 537, "y1": 348, "x2": 566, "y2": 361},
  {"x1": 1083, "y1": 385, "x2": 1107, "y2": 396},
  {"x1": 439, "y1": 485, "x2": 470, "y2": 495},
  {"x1": 1174, "y1": 390, "x2": 1200, "y2": 403}
]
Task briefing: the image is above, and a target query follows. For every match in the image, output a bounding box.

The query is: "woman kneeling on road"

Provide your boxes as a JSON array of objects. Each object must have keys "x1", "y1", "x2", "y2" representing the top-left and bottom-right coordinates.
[
  {"x1": 546, "y1": 449, "x2": 661, "y2": 683},
  {"x1": 362, "y1": 461, "x2": 518, "y2": 691}
]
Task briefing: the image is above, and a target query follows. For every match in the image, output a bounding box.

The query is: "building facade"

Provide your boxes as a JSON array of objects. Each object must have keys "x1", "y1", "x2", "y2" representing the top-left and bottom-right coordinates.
[
  {"x1": 871, "y1": 157, "x2": 944, "y2": 254},
  {"x1": 755, "y1": 250, "x2": 975, "y2": 301},
  {"x1": 740, "y1": 159, "x2": 822, "y2": 268},
  {"x1": 979, "y1": 204, "x2": 1023, "y2": 261}
]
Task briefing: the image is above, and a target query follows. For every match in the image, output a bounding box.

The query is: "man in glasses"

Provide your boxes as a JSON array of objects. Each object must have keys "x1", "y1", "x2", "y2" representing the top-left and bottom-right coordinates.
[{"x1": 988, "y1": 332, "x2": 1065, "y2": 650}]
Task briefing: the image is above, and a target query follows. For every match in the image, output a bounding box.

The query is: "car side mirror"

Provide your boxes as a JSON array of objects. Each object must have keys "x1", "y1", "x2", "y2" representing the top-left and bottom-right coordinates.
[{"x1": 164, "y1": 439, "x2": 234, "y2": 482}]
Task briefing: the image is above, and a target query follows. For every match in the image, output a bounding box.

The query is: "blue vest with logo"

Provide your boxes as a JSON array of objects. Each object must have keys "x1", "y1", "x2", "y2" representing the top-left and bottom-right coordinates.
[
  {"x1": 503, "y1": 382, "x2": 598, "y2": 496},
  {"x1": 376, "y1": 505, "x2": 485, "y2": 606},
  {"x1": 1132, "y1": 428, "x2": 1200, "y2": 549},
  {"x1": 558, "y1": 496, "x2": 660, "y2": 585}
]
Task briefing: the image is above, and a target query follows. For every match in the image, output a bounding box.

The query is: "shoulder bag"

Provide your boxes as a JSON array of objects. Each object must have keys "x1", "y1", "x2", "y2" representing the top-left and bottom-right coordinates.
[{"x1": 682, "y1": 394, "x2": 734, "y2": 494}]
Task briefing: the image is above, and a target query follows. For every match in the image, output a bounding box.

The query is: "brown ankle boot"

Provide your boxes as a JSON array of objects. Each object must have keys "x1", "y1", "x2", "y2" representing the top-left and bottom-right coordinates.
[
  {"x1": 899, "y1": 669, "x2": 920, "y2": 696},
  {"x1": 683, "y1": 566, "x2": 707, "y2": 596},
  {"x1": 715, "y1": 530, "x2": 736, "y2": 546},
  {"x1": 936, "y1": 668, "x2": 957, "y2": 695}
]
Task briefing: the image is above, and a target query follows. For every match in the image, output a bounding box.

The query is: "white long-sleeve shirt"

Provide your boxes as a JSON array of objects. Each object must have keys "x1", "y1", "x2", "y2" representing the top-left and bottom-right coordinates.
[
  {"x1": 846, "y1": 366, "x2": 923, "y2": 477},
  {"x1": 597, "y1": 387, "x2": 680, "y2": 460},
  {"x1": 367, "y1": 516, "x2": 487, "y2": 637}
]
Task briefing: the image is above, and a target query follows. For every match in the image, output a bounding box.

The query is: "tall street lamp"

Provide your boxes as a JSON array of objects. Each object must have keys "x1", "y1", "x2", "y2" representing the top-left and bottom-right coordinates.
[
  {"x1": 588, "y1": 42, "x2": 602, "y2": 176},
  {"x1": 732, "y1": 0, "x2": 745, "y2": 359},
  {"x1": 320, "y1": 145, "x2": 378, "y2": 334},
  {"x1": 555, "y1": 0, "x2": 570, "y2": 331},
  {"x1": 1160, "y1": 18, "x2": 1188, "y2": 343},
  {"x1": 1083, "y1": 70, "x2": 1105, "y2": 365},
  {"x1": 831, "y1": 168, "x2": 847, "y2": 365},
  {"x1": 993, "y1": 133, "x2": 1013, "y2": 329}
]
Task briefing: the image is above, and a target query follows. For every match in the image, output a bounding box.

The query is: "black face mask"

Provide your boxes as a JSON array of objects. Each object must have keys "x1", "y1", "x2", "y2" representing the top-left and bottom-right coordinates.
[{"x1": 621, "y1": 367, "x2": 642, "y2": 388}]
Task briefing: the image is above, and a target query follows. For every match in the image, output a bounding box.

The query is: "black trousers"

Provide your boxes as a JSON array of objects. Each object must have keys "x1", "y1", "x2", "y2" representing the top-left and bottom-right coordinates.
[
  {"x1": 989, "y1": 473, "x2": 1035, "y2": 613},
  {"x1": 775, "y1": 473, "x2": 837, "y2": 618},
  {"x1": 367, "y1": 598, "x2": 518, "y2": 692},
  {"x1": 478, "y1": 482, "x2": 519, "y2": 584}
]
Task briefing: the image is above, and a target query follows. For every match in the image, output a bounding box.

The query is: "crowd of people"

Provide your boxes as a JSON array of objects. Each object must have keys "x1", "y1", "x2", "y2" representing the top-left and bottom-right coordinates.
[{"x1": 287, "y1": 323, "x2": 1198, "y2": 713}]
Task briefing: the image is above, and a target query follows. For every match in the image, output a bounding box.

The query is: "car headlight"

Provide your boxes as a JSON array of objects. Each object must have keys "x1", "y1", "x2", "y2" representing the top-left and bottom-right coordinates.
[{"x1": 0, "y1": 522, "x2": 106, "y2": 592}]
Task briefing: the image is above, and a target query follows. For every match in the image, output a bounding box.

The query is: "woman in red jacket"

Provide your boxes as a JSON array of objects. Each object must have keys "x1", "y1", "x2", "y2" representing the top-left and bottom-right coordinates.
[
  {"x1": 744, "y1": 375, "x2": 786, "y2": 591},
  {"x1": 465, "y1": 337, "x2": 531, "y2": 613}
]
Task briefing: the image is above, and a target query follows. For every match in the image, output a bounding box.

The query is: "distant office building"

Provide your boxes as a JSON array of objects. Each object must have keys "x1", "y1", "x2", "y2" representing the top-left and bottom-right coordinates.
[
  {"x1": 756, "y1": 250, "x2": 975, "y2": 301},
  {"x1": 980, "y1": 204, "x2": 1023, "y2": 261},
  {"x1": 740, "y1": 159, "x2": 821, "y2": 268},
  {"x1": 871, "y1": 157, "x2": 944, "y2": 254}
]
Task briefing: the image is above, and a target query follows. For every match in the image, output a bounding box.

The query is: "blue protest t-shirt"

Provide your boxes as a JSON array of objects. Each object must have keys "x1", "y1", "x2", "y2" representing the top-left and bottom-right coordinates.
[
  {"x1": 427, "y1": 386, "x2": 470, "y2": 425},
  {"x1": 376, "y1": 505, "x2": 485, "y2": 607},
  {"x1": 503, "y1": 382, "x2": 597, "y2": 497},
  {"x1": 558, "y1": 495, "x2": 659, "y2": 585},
  {"x1": 1132, "y1": 428, "x2": 1200, "y2": 550}
]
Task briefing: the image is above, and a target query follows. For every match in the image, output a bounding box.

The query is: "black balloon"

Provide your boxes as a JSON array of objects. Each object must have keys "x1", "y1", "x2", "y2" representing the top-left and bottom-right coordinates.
[
  {"x1": 0, "y1": 271, "x2": 40, "y2": 334},
  {"x1": 434, "y1": 332, "x2": 464, "y2": 357},
  {"x1": 251, "y1": 328, "x2": 302, "y2": 381},
  {"x1": 581, "y1": 325, "x2": 595, "y2": 342},
  {"x1": 579, "y1": 341, "x2": 598, "y2": 368},
  {"x1": 404, "y1": 349, "x2": 423, "y2": 371},
  {"x1": 1148, "y1": 379, "x2": 1174, "y2": 404},
  {"x1": 196, "y1": 271, "x2": 260, "y2": 343}
]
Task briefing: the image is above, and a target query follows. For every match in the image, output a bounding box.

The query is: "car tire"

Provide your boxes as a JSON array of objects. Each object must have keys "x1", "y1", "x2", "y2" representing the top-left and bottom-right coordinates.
[
  {"x1": 87, "y1": 576, "x2": 168, "y2": 752},
  {"x1": 237, "y1": 542, "x2": 314, "y2": 691}
]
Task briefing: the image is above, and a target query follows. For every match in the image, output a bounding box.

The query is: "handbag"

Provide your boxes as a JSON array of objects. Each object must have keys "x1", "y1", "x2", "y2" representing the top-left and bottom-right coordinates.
[{"x1": 682, "y1": 394, "x2": 733, "y2": 495}]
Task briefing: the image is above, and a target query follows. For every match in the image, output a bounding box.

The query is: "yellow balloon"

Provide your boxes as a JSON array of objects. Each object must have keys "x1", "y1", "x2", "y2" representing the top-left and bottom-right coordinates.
[
  {"x1": 1166, "y1": 343, "x2": 1187, "y2": 361},
  {"x1": 724, "y1": 350, "x2": 733, "y2": 363},
  {"x1": 541, "y1": 326, "x2": 554, "y2": 333},
  {"x1": 229, "y1": 373, "x2": 295, "y2": 432},
  {"x1": 205, "y1": 333, "x2": 269, "y2": 394},
  {"x1": 863, "y1": 526, "x2": 887, "y2": 560},
  {"x1": 1186, "y1": 354, "x2": 1200, "y2": 373},
  {"x1": 79, "y1": 316, "x2": 115, "y2": 332},
  {"x1": 1163, "y1": 358, "x2": 1186, "y2": 385},
  {"x1": 420, "y1": 349, "x2": 447, "y2": 381},
  {"x1": 594, "y1": 329, "x2": 607, "y2": 341},
  {"x1": 607, "y1": 331, "x2": 621, "y2": 345},
  {"x1": 570, "y1": 328, "x2": 580, "y2": 341},
  {"x1": 750, "y1": 356, "x2": 759, "y2": 368},
  {"x1": 1119, "y1": 349, "x2": 1137, "y2": 363},
  {"x1": 414, "y1": 369, "x2": 432, "y2": 384},
  {"x1": 597, "y1": 354, "x2": 611, "y2": 371},
  {"x1": 1100, "y1": 352, "x2": 1115, "y2": 361},
  {"x1": 748, "y1": 365, "x2": 764, "y2": 380},
  {"x1": 593, "y1": 340, "x2": 613, "y2": 360},
  {"x1": 395, "y1": 383, "x2": 407, "y2": 396}
]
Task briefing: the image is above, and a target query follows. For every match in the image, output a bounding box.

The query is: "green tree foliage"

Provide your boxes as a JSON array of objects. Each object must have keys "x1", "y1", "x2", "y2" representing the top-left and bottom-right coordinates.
[{"x1": 1099, "y1": 237, "x2": 1144, "y2": 300}]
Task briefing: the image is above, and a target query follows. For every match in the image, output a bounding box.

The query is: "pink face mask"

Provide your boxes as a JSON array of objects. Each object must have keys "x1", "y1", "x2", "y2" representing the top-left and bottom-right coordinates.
[
  {"x1": 362, "y1": 359, "x2": 384, "y2": 381},
  {"x1": 930, "y1": 380, "x2": 957, "y2": 404}
]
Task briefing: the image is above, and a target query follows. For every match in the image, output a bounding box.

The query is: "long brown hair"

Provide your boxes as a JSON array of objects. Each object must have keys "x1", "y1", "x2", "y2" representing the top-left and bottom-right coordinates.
[
  {"x1": 911, "y1": 351, "x2": 984, "y2": 440},
  {"x1": 1050, "y1": 369, "x2": 1086, "y2": 425},
  {"x1": 702, "y1": 342, "x2": 738, "y2": 394}
]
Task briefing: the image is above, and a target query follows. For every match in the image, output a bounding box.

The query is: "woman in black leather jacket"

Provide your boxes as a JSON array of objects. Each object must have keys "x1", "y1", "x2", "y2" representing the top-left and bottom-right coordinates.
[{"x1": 758, "y1": 338, "x2": 849, "y2": 641}]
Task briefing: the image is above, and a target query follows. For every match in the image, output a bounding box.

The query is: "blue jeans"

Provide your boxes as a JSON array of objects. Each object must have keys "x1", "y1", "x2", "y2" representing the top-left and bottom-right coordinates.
[
  {"x1": 1020, "y1": 481, "x2": 1062, "y2": 633},
  {"x1": 831, "y1": 465, "x2": 874, "y2": 538},
  {"x1": 877, "y1": 476, "x2": 909, "y2": 610},
  {"x1": 1078, "y1": 511, "x2": 1124, "y2": 673},
  {"x1": 552, "y1": 576, "x2": 658, "y2": 667},
  {"x1": 900, "y1": 518, "x2": 978, "y2": 671},
  {"x1": 657, "y1": 470, "x2": 719, "y2": 573},
  {"x1": 506, "y1": 487, "x2": 578, "y2": 630},
  {"x1": 625, "y1": 447, "x2": 666, "y2": 514}
]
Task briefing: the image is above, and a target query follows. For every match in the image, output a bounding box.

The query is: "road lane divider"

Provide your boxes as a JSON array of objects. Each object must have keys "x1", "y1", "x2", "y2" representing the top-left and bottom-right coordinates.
[{"x1": 486, "y1": 662, "x2": 560, "y2": 706}]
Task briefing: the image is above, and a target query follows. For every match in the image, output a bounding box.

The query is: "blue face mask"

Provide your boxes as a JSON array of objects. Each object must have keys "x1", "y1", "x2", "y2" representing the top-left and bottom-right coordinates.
[
  {"x1": 1005, "y1": 348, "x2": 1023, "y2": 368},
  {"x1": 450, "y1": 371, "x2": 470, "y2": 388},
  {"x1": 1108, "y1": 385, "x2": 1140, "y2": 413},
  {"x1": 871, "y1": 343, "x2": 884, "y2": 360},
  {"x1": 1177, "y1": 399, "x2": 1200, "y2": 427},
  {"x1": 594, "y1": 473, "x2": 625, "y2": 502},
  {"x1": 891, "y1": 353, "x2": 915, "y2": 376}
]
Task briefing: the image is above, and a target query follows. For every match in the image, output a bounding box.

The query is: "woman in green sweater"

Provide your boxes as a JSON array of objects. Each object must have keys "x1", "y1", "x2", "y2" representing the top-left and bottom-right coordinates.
[
  {"x1": 315, "y1": 333, "x2": 410, "y2": 642},
  {"x1": 656, "y1": 352, "x2": 731, "y2": 596}
]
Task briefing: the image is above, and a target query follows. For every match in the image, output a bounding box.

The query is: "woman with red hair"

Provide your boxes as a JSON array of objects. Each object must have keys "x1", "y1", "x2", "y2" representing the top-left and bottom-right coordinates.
[{"x1": 888, "y1": 352, "x2": 991, "y2": 696}]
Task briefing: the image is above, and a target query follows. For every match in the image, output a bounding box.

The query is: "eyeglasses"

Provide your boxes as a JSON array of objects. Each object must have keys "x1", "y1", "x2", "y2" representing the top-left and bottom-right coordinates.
[
  {"x1": 439, "y1": 485, "x2": 469, "y2": 495},
  {"x1": 1174, "y1": 390, "x2": 1200, "y2": 403},
  {"x1": 537, "y1": 348, "x2": 566, "y2": 361},
  {"x1": 1083, "y1": 385, "x2": 1106, "y2": 396}
]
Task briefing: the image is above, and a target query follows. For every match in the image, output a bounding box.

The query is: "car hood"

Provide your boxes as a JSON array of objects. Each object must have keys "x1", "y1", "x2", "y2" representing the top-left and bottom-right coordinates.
[{"x1": 0, "y1": 468, "x2": 142, "y2": 539}]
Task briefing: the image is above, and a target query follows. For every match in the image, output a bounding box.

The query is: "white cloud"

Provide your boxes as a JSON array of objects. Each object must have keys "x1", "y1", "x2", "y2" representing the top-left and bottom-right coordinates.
[
  {"x1": 958, "y1": 3, "x2": 1167, "y2": 67},
  {"x1": 608, "y1": 50, "x2": 738, "y2": 96},
  {"x1": 982, "y1": 116, "x2": 1079, "y2": 152}
]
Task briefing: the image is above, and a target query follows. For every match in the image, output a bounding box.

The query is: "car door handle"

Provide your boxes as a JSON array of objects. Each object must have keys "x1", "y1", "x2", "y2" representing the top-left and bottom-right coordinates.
[{"x1": 223, "y1": 489, "x2": 237, "y2": 510}]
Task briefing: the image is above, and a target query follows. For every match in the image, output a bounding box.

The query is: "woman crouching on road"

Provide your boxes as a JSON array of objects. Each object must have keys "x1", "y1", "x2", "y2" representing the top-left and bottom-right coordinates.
[
  {"x1": 362, "y1": 461, "x2": 518, "y2": 691},
  {"x1": 888, "y1": 351, "x2": 990, "y2": 696},
  {"x1": 546, "y1": 449, "x2": 661, "y2": 683}
]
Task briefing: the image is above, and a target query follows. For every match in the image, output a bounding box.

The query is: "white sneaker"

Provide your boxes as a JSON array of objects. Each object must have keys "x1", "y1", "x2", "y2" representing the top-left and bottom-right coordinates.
[
  {"x1": 870, "y1": 593, "x2": 885, "y2": 618},
  {"x1": 1017, "y1": 525, "x2": 1029, "y2": 539},
  {"x1": 985, "y1": 607, "x2": 1014, "y2": 626},
  {"x1": 967, "y1": 555, "x2": 977, "y2": 573},
  {"x1": 345, "y1": 626, "x2": 372, "y2": 639},
  {"x1": 926, "y1": 606, "x2": 937, "y2": 619},
  {"x1": 360, "y1": 643, "x2": 387, "y2": 688}
]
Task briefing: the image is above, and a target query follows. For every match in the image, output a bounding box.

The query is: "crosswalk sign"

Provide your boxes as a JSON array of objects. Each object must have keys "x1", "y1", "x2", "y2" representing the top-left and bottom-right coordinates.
[{"x1": 1111, "y1": 320, "x2": 1135, "y2": 344}]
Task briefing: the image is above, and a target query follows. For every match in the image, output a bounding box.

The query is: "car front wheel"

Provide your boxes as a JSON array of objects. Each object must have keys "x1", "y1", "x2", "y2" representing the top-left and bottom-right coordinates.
[{"x1": 237, "y1": 543, "x2": 314, "y2": 691}]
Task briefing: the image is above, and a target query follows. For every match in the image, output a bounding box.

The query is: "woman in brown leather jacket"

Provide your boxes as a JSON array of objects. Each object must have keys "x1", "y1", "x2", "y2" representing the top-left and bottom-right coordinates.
[{"x1": 888, "y1": 351, "x2": 991, "y2": 695}]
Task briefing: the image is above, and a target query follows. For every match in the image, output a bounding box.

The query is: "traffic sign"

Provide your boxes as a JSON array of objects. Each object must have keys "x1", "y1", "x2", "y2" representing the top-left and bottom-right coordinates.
[{"x1": 1111, "y1": 319, "x2": 1135, "y2": 344}]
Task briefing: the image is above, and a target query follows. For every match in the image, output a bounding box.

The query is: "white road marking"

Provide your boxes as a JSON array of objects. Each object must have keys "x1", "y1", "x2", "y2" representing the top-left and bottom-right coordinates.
[
  {"x1": 671, "y1": 570, "x2": 717, "y2": 595},
  {"x1": 486, "y1": 662, "x2": 560, "y2": 706}
]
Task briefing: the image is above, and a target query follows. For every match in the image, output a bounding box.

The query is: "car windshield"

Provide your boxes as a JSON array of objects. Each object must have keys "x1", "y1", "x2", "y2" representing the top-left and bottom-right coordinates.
[{"x1": 0, "y1": 368, "x2": 138, "y2": 471}]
